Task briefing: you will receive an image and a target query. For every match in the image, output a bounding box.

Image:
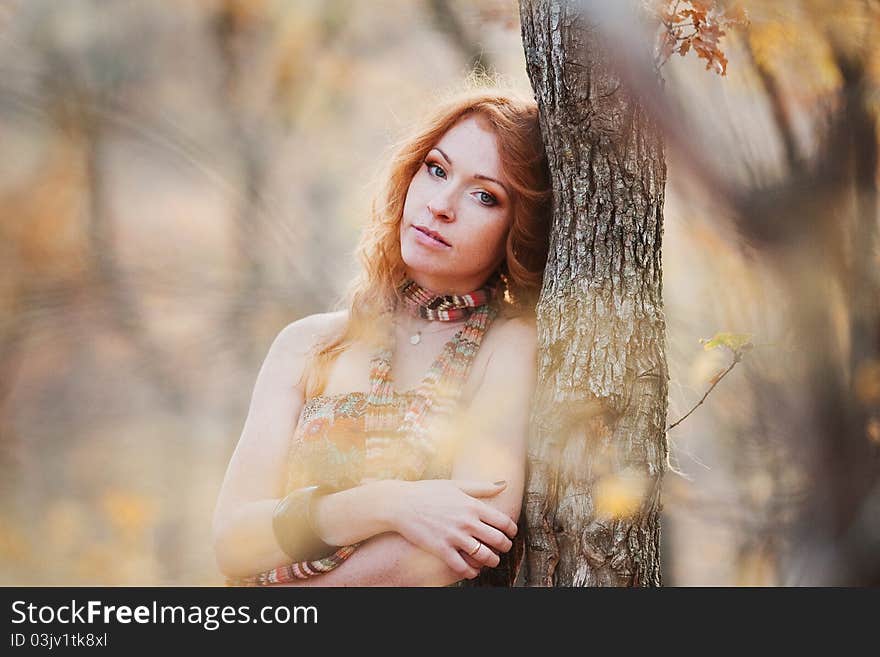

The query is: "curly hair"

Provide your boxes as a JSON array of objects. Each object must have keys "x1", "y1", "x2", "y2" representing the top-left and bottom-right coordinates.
[{"x1": 301, "y1": 84, "x2": 552, "y2": 398}]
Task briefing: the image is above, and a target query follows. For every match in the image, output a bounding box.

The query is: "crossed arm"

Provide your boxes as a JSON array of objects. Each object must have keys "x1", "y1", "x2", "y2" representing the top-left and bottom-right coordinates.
[
  {"x1": 213, "y1": 314, "x2": 537, "y2": 587},
  {"x1": 272, "y1": 530, "x2": 468, "y2": 587}
]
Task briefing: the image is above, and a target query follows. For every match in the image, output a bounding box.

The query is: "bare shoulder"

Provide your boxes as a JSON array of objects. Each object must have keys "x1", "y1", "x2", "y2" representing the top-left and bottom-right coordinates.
[
  {"x1": 494, "y1": 315, "x2": 537, "y2": 375},
  {"x1": 486, "y1": 317, "x2": 537, "y2": 412},
  {"x1": 249, "y1": 309, "x2": 349, "y2": 402},
  {"x1": 488, "y1": 313, "x2": 537, "y2": 357},
  {"x1": 496, "y1": 313, "x2": 536, "y2": 336},
  {"x1": 273, "y1": 309, "x2": 349, "y2": 357},
  {"x1": 464, "y1": 313, "x2": 537, "y2": 407}
]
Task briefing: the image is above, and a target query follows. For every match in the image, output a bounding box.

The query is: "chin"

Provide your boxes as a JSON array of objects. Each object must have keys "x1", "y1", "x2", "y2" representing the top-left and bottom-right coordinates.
[
  {"x1": 400, "y1": 249, "x2": 452, "y2": 282},
  {"x1": 400, "y1": 251, "x2": 442, "y2": 275}
]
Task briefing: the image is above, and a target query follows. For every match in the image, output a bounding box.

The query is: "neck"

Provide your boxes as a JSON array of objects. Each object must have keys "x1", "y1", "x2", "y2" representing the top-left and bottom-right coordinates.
[{"x1": 403, "y1": 269, "x2": 495, "y2": 297}]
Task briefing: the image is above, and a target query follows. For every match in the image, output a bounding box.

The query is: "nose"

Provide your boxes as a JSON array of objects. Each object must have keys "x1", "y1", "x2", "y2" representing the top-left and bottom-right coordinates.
[{"x1": 427, "y1": 188, "x2": 455, "y2": 222}]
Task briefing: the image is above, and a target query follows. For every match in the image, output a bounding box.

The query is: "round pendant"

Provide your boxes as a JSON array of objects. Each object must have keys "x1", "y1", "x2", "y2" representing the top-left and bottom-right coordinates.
[{"x1": 410, "y1": 333, "x2": 421, "y2": 345}]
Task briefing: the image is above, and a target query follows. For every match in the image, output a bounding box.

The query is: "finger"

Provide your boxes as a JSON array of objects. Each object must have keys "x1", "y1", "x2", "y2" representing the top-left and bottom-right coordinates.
[
  {"x1": 472, "y1": 523, "x2": 514, "y2": 554},
  {"x1": 462, "y1": 553, "x2": 483, "y2": 570},
  {"x1": 458, "y1": 534, "x2": 501, "y2": 569},
  {"x1": 464, "y1": 541, "x2": 501, "y2": 569},
  {"x1": 478, "y1": 504, "x2": 518, "y2": 539},
  {"x1": 446, "y1": 548, "x2": 479, "y2": 580},
  {"x1": 453, "y1": 479, "x2": 507, "y2": 497}
]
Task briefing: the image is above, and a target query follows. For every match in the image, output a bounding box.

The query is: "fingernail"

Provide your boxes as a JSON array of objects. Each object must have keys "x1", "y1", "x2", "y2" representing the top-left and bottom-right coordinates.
[{"x1": 494, "y1": 480, "x2": 507, "y2": 486}]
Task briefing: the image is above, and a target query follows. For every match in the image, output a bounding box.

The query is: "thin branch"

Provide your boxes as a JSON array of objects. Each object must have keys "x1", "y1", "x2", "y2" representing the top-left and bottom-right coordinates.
[{"x1": 666, "y1": 351, "x2": 742, "y2": 432}]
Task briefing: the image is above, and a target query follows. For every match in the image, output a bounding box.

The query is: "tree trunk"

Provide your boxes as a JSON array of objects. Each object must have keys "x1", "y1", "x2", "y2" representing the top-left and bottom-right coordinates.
[{"x1": 517, "y1": 0, "x2": 668, "y2": 586}]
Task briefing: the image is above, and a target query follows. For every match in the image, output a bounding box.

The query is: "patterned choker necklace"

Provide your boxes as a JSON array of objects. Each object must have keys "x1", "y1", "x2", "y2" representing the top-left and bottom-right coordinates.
[{"x1": 397, "y1": 273, "x2": 501, "y2": 344}]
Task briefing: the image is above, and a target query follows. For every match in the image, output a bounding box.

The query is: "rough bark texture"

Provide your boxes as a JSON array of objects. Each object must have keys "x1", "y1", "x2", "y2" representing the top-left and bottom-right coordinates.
[{"x1": 517, "y1": 0, "x2": 668, "y2": 586}]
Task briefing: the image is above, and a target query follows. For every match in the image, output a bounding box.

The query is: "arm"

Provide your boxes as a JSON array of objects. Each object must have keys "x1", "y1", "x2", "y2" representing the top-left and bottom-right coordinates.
[
  {"x1": 269, "y1": 532, "x2": 471, "y2": 587},
  {"x1": 214, "y1": 482, "x2": 397, "y2": 579},
  {"x1": 271, "y1": 316, "x2": 538, "y2": 587},
  {"x1": 213, "y1": 312, "x2": 399, "y2": 578},
  {"x1": 448, "y1": 315, "x2": 536, "y2": 540}
]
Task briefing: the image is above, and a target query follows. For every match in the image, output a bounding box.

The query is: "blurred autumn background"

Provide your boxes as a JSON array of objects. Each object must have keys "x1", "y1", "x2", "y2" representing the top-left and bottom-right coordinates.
[{"x1": 1, "y1": 0, "x2": 878, "y2": 585}]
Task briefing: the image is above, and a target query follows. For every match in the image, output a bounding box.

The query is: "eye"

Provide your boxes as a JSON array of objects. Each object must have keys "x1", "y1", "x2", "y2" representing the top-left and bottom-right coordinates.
[
  {"x1": 425, "y1": 161, "x2": 446, "y2": 179},
  {"x1": 476, "y1": 191, "x2": 498, "y2": 207}
]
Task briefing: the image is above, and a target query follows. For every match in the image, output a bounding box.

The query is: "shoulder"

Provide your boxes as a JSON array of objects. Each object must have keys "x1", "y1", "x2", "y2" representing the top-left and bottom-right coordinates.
[
  {"x1": 253, "y1": 310, "x2": 349, "y2": 396},
  {"x1": 494, "y1": 313, "x2": 536, "y2": 339},
  {"x1": 487, "y1": 313, "x2": 537, "y2": 361},
  {"x1": 273, "y1": 309, "x2": 350, "y2": 357},
  {"x1": 464, "y1": 313, "x2": 536, "y2": 406}
]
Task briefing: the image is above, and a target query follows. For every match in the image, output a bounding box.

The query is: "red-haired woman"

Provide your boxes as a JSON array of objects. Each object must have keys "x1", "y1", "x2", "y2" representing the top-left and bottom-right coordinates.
[{"x1": 213, "y1": 87, "x2": 552, "y2": 586}]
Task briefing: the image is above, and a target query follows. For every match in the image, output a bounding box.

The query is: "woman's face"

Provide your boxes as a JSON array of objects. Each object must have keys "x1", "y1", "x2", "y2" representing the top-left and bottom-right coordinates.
[{"x1": 400, "y1": 114, "x2": 513, "y2": 295}]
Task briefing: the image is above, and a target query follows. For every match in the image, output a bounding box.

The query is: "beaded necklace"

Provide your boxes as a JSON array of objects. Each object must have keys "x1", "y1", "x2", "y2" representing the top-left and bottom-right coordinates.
[{"x1": 363, "y1": 272, "x2": 501, "y2": 481}]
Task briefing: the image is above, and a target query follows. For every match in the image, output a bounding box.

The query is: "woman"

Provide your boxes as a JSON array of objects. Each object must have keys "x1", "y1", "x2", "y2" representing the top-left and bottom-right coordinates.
[{"x1": 212, "y1": 86, "x2": 552, "y2": 586}]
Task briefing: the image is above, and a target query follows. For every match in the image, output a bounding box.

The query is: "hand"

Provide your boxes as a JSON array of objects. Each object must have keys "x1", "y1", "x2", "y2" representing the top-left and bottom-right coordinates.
[{"x1": 385, "y1": 479, "x2": 518, "y2": 580}]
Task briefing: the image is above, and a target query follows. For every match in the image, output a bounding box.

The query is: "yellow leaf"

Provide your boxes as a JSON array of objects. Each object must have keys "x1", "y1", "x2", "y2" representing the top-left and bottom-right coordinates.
[{"x1": 701, "y1": 331, "x2": 753, "y2": 352}]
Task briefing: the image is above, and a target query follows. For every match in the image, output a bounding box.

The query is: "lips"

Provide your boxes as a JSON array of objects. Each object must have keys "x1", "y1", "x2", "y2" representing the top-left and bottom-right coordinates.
[{"x1": 413, "y1": 225, "x2": 451, "y2": 247}]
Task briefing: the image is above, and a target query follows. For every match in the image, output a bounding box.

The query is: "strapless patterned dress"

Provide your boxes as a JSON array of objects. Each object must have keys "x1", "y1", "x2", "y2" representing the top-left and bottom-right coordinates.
[
  {"x1": 284, "y1": 389, "x2": 456, "y2": 494},
  {"x1": 273, "y1": 388, "x2": 519, "y2": 587}
]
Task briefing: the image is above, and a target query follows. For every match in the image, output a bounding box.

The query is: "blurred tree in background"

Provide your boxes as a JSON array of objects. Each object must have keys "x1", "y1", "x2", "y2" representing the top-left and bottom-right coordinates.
[{"x1": 655, "y1": 0, "x2": 880, "y2": 585}]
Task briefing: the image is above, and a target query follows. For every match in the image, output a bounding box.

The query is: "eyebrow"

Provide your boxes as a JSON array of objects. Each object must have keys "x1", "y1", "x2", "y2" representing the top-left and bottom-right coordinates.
[{"x1": 432, "y1": 147, "x2": 510, "y2": 197}]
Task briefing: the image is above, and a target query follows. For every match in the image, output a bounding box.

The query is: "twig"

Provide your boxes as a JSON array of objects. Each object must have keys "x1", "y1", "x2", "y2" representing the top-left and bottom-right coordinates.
[{"x1": 666, "y1": 351, "x2": 742, "y2": 432}]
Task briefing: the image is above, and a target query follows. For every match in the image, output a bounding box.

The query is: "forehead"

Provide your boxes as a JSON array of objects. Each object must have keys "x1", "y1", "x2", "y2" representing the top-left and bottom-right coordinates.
[{"x1": 434, "y1": 115, "x2": 504, "y2": 178}]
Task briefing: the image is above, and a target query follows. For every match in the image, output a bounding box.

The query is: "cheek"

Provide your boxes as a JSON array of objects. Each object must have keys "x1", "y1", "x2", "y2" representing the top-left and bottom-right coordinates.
[
  {"x1": 491, "y1": 226, "x2": 510, "y2": 259},
  {"x1": 403, "y1": 181, "x2": 415, "y2": 209},
  {"x1": 464, "y1": 216, "x2": 511, "y2": 259},
  {"x1": 403, "y1": 173, "x2": 428, "y2": 212}
]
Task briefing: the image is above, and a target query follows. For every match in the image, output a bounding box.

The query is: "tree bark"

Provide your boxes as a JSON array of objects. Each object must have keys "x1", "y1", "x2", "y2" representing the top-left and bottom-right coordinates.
[{"x1": 517, "y1": 0, "x2": 668, "y2": 586}]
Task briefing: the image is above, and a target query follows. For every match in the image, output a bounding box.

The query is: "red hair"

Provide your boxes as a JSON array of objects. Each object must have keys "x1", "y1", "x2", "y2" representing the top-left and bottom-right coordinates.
[{"x1": 302, "y1": 86, "x2": 551, "y2": 398}]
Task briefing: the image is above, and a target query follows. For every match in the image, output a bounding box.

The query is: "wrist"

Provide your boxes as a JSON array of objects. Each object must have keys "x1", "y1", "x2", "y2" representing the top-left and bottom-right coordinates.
[
  {"x1": 273, "y1": 485, "x2": 338, "y2": 562},
  {"x1": 369, "y1": 479, "x2": 408, "y2": 534},
  {"x1": 309, "y1": 479, "x2": 407, "y2": 546}
]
